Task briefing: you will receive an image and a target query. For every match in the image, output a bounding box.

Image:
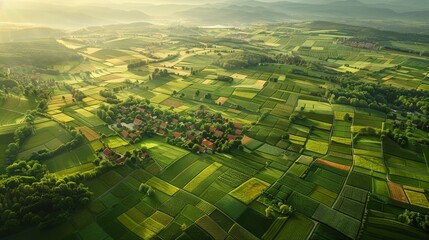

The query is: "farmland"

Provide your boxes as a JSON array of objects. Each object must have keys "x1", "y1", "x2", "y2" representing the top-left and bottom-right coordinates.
[{"x1": 0, "y1": 20, "x2": 429, "y2": 240}]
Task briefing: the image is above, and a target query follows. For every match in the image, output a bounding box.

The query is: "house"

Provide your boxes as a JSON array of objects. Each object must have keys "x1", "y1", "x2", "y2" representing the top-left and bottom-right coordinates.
[
  {"x1": 233, "y1": 122, "x2": 242, "y2": 129},
  {"x1": 227, "y1": 134, "x2": 236, "y2": 141},
  {"x1": 198, "y1": 146, "x2": 206, "y2": 153},
  {"x1": 186, "y1": 131, "x2": 194, "y2": 140},
  {"x1": 129, "y1": 133, "x2": 135, "y2": 139},
  {"x1": 235, "y1": 129, "x2": 243, "y2": 135},
  {"x1": 115, "y1": 157, "x2": 126, "y2": 165},
  {"x1": 159, "y1": 129, "x2": 165, "y2": 135},
  {"x1": 102, "y1": 148, "x2": 115, "y2": 160},
  {"x1": 173, "y1": 132, "x2": 182, "y2": 138},
  {"x1": 160, "y1": 122, "x2": 168, "y2": 129},
  {"x1": 140, "y1": 152, "x2": 149, "y2": 159},
  {"x1": 214, "y1": 130, "x2": 223, "y2": 138},
  {"x1": 121, "y1": 130, "x2": 129, "y2": 138},
  {"x1": 115, "y1": 118, "x2": 121, "y2": 124},
  {"x1": 209, "y1": 126, "x2": 216, "y2": 133},
  {"x1": 202, "y1": 139, "x2": 215, "y2": 151},
  {"x1": 134, "y1": 118, "x2": 143, "y2": 125},
  {"x1": 172, "y1": 119, "x2": 178, "y2": 124},
  {"x1": 137, "y1": 107, "x2": 145, "y2": 112}
]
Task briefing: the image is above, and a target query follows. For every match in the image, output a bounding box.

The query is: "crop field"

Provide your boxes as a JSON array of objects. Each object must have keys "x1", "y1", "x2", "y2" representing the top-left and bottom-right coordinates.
[
  {"x1": 2, "y1": 20, "x2": 429, "y2": 240},
  {"x1": 136, "y1": 139, "x2": 190, "y2": 167},
  {"x1": 19, "y1": 120, "x2": 73, "y2": 159},
  {"x1": 229, "y1": 178, "x2": 270, "y2": 204},
  {"x1": 102, "y1": 136, "x2": 128, "y2": 149}
]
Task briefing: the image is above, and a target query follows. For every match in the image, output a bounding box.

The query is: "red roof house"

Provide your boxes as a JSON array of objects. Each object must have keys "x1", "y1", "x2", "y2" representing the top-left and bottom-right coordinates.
[
  {"x1": 228, "y1": 134, "x2": 236, "y2": 141},
  {"x1": 134, "y1": 118, "x2": 143, "y2": 125},
  {"x1": 202, "y1": 139, "x2": 215, "y2": 150},
  {"x1": 209, "y1": 126, "x2": 216, "y2": 133},
  {"x1": 103, "y1": 148, "x2": 114, "y2": 158},
  {"x1": 121, "y1": 130, "x2": 129, "y2": 138},
  {"x1": 233, "y1": 122, "x2": 242, "y2": 129},
  {"x1": 173, "y1": 132, "x2": 182, "y2": 138},
  {"x1": 214, "y1": 130, "x2": 224, "y2": 138},
  {"x1": 115, "y1": 157, "x2": 126, "y2": 165}
]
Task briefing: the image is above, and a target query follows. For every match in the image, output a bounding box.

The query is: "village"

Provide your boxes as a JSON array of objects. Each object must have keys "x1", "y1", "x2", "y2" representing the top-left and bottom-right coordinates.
[{"x1": 96, "y1": 98, "x2": 244, "y2": 165}]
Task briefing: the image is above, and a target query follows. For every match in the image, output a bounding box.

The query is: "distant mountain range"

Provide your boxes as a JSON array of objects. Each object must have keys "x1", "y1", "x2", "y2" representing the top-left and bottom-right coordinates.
[
  {"x1": 0, "y1": 0, "x2": 428, "y2": 33},
  {"x1": 173, "y1": 0, "x2": 429, "y2": 33}
]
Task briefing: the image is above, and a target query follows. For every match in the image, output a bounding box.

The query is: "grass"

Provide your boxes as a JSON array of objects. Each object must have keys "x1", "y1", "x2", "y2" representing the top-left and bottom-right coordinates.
[
  {"x1": 215, "y1": 194, "x2": 247, "y2": 220},
  {"x1": 274, "y1": 213, "x2": 314, "y2": 240},
  {"x1": 229, "y1": 178, "x2": 270, "y2": 204},
  {"x1": 312, "y1": 204, "x2": 361, "y2": 239},
  {"x1": 310, "y1": 186, "x2": 337, "y2": 207},
  {"x1": 334, "y1": 197, "x2": 365, "y2": 220},
  {"x1": 373, "y1": 178, "x2": 390, "y2": 198},
  {"x1": 136, "y1": 139, "x2": 189, "y2": 167},
  {"x1": 20, "y1": 120, "x2": 73, "y2": 153}
]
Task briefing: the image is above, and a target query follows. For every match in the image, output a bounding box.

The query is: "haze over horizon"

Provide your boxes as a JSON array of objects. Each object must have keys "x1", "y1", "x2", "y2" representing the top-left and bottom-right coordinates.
[{"x1": 0, "y1": 0, "x2": 428, "y2": 33}]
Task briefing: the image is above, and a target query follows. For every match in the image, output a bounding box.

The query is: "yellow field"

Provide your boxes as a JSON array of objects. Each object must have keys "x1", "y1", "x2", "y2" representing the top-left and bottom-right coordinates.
[
  {"x1": 75, "y1": 109, "x2": 95, "y2": 118},
  {"x1": 331, "y1": 136, "x2": 352, "y2": 145},
  {"x1": 151, "y1": 93, "x2": 170, "y2": 104},
  {"x1": 305, "y1": 139, "x2": 329, "y2": 155},
  {"x1": 146, "y1": 177, "x2": 179, "y2": 196},
  {"x1": 52, "y1": 113, "x2": 74, "y2": 123},
  {"x1": 216, "y1": 97, "x2": 228, "y2": 105},
  {"x1": 184, "y1": 163, "x2": 222, "y2": 192},
  {"x1": 404, "y1": 188, "x2": 429, "y2": 208},
  {"x1": 231, "y1": 73, "x2": 247, "y2": 79},
  {"x1": 229, "y1": 178, "x2": 270, "y2": 204},
  {"x1": 202, "y1": 79, "x2": 215, "y2": 85},
  {"x1": 77, "y1": 126, "x2": 101, "y2": 141}
]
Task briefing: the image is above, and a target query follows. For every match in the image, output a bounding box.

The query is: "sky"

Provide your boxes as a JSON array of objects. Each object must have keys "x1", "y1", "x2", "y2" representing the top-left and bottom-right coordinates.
[{"x1": 0, "y1": 0, "x2": 405, "y2": 5}]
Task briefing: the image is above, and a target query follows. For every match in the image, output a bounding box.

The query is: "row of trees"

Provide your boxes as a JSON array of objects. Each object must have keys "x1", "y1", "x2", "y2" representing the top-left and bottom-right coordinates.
[
  {"x1": 149, "y1": 68, "x2": 169, "y2": 80},
  {"x1": 99, "y1": 89, "x2": 121, "y2": 104},
  {"x1": 398, "y1": 209, "x2": 429, "y2": 232},
  {"x1": 214, "y1": 52, "x2": 274, "y2": 69},
  {"x1": 330, "y1": 81, "x2": 429, "y2": 115},
  {"x1": 65, "y1": 84, "x2": 86, "y2": 101}
]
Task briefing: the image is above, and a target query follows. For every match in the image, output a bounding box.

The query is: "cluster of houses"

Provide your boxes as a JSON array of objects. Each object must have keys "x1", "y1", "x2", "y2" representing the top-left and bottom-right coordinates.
[
  {"x1": 100, "y1": 146, "x2": 150, "y2": 165},
  {"x1": 169, "y1": 121, "x2": 244, "y2": 153},
  {"x1": 109, "y1": 102, "x2": 244, "y2": 154}
]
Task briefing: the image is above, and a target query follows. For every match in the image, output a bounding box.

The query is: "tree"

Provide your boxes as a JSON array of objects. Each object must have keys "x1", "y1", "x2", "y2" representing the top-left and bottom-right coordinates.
[
  {"x1": 265, "y1": 206, "x2": 274, "y2": 218},
  {"x1": 146, "y1": 186, "x2": 154, "y2": 196},
  {"x1": 343, "y1": 113, "x2": 352, "y2": 122},
  {"x1": 282, "y1": 133, "x2": 290, "y2": 141},
  {"x1": 195, "y1": 90, "x2": 200, "y2": 97}
]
